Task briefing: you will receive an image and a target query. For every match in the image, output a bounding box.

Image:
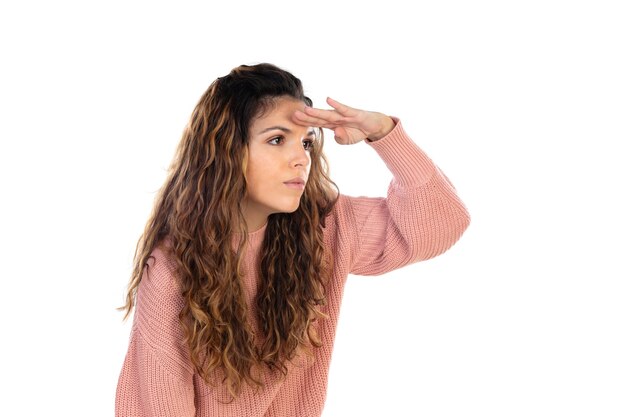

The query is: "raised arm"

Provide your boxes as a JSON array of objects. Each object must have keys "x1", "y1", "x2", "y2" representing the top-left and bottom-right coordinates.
[{"x1": 294, "y1": 98, "x2": 470, "y2": 275}]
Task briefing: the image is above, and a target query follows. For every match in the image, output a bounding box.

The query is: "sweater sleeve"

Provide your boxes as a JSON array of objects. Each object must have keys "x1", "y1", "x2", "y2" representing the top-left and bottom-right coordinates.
[
  {"x1": 115, "y1": 248, "x2": 196, "y2": 417},
  {"x1": 344, "y1": 118, "x2": 470, "y2": 276}
]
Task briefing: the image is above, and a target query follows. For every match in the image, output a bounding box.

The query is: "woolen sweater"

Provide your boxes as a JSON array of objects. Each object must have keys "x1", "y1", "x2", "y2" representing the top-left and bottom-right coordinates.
[{"x1": 115, "y1": 119, "x2": 470, "y2": 416}]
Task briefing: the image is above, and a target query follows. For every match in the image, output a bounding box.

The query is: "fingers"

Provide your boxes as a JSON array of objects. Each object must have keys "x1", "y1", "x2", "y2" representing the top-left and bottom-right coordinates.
[
  {"x1": 292, "y1": 107, "x2": 344, "y2": 129},
  {"x1": 292, "y1": 110, "x2": 328, "y2": 128},
  {"x1": 292, "y1": 98, "x2": 363, "y2": 133},
  {"x1": 304, "y1": 105, "x2": 345, "y2": 123},
  {"x1": 326, "y1": 97, "x2": 356, "y2": 116}
]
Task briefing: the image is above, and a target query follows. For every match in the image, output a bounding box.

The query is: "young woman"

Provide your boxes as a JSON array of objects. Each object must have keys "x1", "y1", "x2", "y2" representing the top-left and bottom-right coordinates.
[{"x1": 116, "y1": 63, "x2": 470, "y2": 416}]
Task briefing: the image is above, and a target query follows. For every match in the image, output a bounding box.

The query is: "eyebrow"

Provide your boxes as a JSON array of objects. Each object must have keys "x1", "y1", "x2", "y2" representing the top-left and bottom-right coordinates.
[{"x1": 258, "y1": 125, "x2": 316, "y2": 136}]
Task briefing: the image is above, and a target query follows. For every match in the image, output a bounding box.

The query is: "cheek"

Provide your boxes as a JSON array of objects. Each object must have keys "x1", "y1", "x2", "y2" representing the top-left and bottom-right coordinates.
[
  {"x1": 245, "y1": 166, "x2": 262, "y2": 194},
  {"x1": 245, "y1": 154, "x2": 274, "y2": 193},
  {"x1": 305, "y1": 154, "x2": 314, "y2": 174},
  {"x1": 244, "y1": 147, "x2": 262, "y2": 187}
]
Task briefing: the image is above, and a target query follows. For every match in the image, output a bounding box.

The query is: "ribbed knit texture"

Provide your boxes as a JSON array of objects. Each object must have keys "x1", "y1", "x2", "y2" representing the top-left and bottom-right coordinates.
[{"x1": 116, "y1": 119, "x2": 470, "y2": 416}]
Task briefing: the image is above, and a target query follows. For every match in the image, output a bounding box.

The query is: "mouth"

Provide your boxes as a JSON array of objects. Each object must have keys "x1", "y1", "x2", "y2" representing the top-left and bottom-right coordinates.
[{"x1": 283, "y1": 177, "x2": 306, "y2": 190}]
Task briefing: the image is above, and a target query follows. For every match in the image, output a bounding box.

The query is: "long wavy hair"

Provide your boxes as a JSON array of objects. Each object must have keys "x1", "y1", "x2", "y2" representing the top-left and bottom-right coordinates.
[{"x1": 121, "y1": 63, "x2": 338, "y2": 398}]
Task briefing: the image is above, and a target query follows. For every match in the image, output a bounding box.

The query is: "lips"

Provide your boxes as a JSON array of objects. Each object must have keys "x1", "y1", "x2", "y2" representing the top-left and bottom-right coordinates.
[
  {"x1": 284, "y1": 176, "x2": 306, "y2": 185},
  {"x1": 283, "y1": 177, "x2": 306, "y2": 190}
]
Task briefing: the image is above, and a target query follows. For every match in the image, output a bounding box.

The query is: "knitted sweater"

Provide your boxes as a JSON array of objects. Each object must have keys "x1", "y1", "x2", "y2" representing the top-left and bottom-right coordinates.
[{"x1": 115, "y1": 119, "x2": 470, "y2": 417}]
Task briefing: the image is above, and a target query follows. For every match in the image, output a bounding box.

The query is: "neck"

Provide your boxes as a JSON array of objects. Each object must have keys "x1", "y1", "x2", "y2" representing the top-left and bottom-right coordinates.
[{"x1": 241, "y1": 202, "x2": 270, "y2": 232}]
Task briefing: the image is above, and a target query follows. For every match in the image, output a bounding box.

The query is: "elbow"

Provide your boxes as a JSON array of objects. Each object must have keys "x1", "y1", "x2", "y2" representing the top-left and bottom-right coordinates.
[{"x1": 409, "y1": 206, "x2": 471, "y2": 262}]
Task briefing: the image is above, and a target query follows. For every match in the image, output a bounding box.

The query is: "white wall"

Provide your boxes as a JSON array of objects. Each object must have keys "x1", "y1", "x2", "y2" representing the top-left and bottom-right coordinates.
[{"x1": 1, "y1": 1, "x2": 624, "y2": 416}]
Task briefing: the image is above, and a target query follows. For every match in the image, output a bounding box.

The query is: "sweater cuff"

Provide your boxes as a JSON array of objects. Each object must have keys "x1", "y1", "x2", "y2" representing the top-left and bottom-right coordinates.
[{"x1": 365, "y1": 117, "x2": 436, "y2": 187}]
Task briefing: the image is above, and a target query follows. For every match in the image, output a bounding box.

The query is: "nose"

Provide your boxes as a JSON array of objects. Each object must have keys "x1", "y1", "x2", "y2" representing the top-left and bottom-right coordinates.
[{"x1": 290, "y1": 141, "x2": 311, "y2": 168}]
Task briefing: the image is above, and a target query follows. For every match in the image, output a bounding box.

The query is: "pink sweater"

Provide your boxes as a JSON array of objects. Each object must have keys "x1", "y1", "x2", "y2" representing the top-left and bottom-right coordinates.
[{"x1": 115, "y1": 120, "x2": 470, "y2": 416}]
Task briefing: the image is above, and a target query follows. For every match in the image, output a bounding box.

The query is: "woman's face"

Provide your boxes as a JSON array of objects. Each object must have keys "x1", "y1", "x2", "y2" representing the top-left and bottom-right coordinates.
[{"x1": 243, "y1": 97, "x2": 315, "y2": 231}]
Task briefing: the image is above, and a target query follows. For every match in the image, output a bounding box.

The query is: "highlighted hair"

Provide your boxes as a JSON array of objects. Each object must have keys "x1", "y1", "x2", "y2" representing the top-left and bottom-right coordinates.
[{"x1": 121, "y1": 63, "x2": 338, "y2": 398}]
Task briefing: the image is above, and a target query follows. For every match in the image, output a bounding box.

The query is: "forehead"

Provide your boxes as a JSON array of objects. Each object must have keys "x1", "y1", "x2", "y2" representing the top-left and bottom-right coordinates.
[{"x1": 250, "y1": 97, "x2": 310, "y2": 134}]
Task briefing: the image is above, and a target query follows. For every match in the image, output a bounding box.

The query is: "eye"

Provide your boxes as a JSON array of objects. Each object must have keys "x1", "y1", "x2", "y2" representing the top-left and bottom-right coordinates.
[
  {"x1": 267, "y1": 136, "x2": 284, "y2": 145},
  {"x1": 303, "y1": 139, "x2": 314, "y2": 151}
]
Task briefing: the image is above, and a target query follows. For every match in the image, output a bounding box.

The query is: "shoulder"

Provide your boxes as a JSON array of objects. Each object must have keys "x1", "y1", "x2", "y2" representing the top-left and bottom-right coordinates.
[
  {"x1": 322, "y1": 193, "x2": 385, "y2": 245},
  {"x1": 323, "y1": 194, "x2": 352, "y2": 233},
  {"x1": 145, "y1": 238, "x2": 178, "y2": 284},
  {"x1": 136, "y1": 237, "x2": 184, "y2": 314},
  {"x1": 326, "y1": 193, "x2": 386, "y2": 227}
]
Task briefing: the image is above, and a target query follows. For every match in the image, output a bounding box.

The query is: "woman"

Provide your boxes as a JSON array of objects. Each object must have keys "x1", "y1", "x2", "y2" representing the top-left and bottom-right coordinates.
[{"x1": 116, "y1": 63, "x2": 470, "y2": 416}]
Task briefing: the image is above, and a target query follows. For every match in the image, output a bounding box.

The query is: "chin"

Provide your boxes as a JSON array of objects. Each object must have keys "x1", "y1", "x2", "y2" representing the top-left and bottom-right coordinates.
[
  {"x1": 269, "y1": 198, "x2": 303, "y2": 215},
  {"x1": 280, "y1": 202, "x2": 301, "y2": 214}
]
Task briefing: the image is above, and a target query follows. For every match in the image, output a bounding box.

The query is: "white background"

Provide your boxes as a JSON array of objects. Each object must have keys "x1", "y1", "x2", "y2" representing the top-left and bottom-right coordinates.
[{"x1": 1, "y1": 1, "x2": 624, "y2": 416}]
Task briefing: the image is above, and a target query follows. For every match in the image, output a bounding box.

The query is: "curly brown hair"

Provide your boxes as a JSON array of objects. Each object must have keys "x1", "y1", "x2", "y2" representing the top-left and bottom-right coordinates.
[{"x1": 121, "y1": 63, "x2": 338, "y2": 398}]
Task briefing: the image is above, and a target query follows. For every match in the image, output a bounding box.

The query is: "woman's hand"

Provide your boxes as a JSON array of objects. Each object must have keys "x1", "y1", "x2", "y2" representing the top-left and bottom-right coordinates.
[{"x1": 292, "y1": 97, "x2": 396, "y2": 145}]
